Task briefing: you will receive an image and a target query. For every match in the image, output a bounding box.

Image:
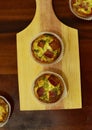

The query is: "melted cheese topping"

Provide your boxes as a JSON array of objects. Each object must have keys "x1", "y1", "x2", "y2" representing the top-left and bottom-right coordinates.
[
  {"x1": 72, "y1": 0, "x2": 92, "y2": 17},
  {"x1": 0, "y1": 98, "x2": 9, "y2": 122},
  {"x1": 34, "y1": 74, "x2": 63, "y2": 103},
  {"x1": 32, "y1": 34, "x2": 61, "y2": 63}
]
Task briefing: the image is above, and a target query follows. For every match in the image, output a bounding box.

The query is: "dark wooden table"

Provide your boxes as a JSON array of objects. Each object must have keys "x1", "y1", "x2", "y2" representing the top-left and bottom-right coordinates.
[{"x1": 0, "y1": 0, "x2": 92, "y2": 130}]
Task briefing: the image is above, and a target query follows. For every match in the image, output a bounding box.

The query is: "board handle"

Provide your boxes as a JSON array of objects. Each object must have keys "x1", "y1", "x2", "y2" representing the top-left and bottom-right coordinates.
[{"x1": 34, "y1": 0, "x2": 58, "y2": 21}]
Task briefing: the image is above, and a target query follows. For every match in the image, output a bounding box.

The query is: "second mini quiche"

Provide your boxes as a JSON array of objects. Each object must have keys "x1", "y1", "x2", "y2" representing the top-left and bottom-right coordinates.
[{"x1": 33, "y1": 72, "x2": 67, "y2": 104}]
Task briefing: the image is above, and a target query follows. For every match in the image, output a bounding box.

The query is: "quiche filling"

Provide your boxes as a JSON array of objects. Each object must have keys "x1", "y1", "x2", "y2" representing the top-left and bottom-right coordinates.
[
  {"x1": 72, "y1": 0, "x2": 92, "y2": 17},
  {"x1": 34, "y1": 73, "x2": 64, "y2": 103},
  {"x1": 31, "y1": 33, "x2": 62, "y2": 63},
  {"x1": 0, "y1": 98, "x2": 9, "y2": 123}
]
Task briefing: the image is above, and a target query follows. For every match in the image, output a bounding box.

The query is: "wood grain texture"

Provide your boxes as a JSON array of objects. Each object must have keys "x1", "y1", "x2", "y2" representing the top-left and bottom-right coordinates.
[
  {"x1": 0, "y1": 33, "x2": 17, "y2": 74},
  {"x1": 17, "y1": 0, "x2": 81, "y2": 110},
  {"x1": 0, "y1": 0, "x2": 92, "y2": 129}
]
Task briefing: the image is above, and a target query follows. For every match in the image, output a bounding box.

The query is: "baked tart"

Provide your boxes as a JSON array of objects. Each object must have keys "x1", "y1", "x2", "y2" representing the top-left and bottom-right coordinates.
[
  {"x1": 33, "y1": 72, "x2": 67, "y2": 104},
  {"x1": 0, "y1": 96, "x2": 11, "y2": 127},
  {"x1": 31, "y1": 32, "x2": 64, "y2": 64},
  {"x1": 70, "y1": 0, "x2": 92, "y2": 19}
]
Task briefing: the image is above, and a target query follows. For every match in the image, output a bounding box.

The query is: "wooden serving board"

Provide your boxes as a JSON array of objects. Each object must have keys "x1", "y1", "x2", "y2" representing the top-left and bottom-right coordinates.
[{"x1": 16, "y1": 0, "x2": 82, "y2": 110}]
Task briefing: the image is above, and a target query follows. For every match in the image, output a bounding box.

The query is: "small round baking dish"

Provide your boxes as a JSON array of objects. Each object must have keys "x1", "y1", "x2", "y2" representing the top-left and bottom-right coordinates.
[
  {"x1": 32, "y1": 71, "x2": 67, "y2": 105},
  {"x1": 69, "y1": 0, "x2": 92, "y2": 20},
  {"x1": 31, "y1": 32, "x2": 64, "y2": 65},
  {"x1": 0, "y1": 96, "x2": 11, "y2": 127}
]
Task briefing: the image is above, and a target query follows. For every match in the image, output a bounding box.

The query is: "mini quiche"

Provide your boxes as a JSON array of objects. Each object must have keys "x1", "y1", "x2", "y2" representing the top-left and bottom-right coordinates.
[
  {"x1": 71, "y1": 0, "x2": 92, "y2": 18},
  {"x1": 31, "y1": 32, "x2": 63, "y2": 64},
  {"x1": 33, "y1": 72, "x2": 65, "y2": 104},
  {"x1": 0, "y1": 96, "x2": 10, "y2": 127}
]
